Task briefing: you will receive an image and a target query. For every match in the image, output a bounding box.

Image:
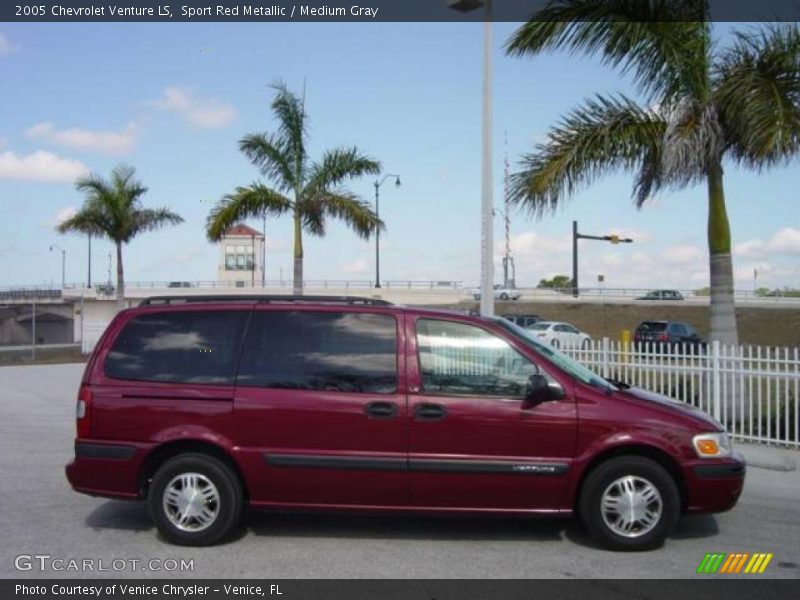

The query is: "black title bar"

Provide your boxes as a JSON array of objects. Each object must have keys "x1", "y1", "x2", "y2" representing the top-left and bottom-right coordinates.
[{"x1": 3, "y1": 0, "x2": 800, "y2": 22}]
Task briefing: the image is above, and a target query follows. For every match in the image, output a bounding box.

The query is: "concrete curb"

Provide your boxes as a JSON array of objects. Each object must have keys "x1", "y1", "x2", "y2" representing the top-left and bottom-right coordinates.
[{"x1": 738, "y1": 445, "x2": 797, "y2": 472}]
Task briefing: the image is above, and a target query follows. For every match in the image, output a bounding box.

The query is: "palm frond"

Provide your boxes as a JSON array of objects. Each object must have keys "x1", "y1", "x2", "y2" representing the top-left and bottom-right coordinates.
[
  {"x1": 505, "y1": 0, "x2": 709, "y2": 101},
  {"x1": 128, "y1": 208, "x2": 184, "y2": 241},
  {"x1": 270, "y1": 81, "x2": 307, "y2": 179},
  {"x1": 307, "y1": 147, "x2": 381, "y2": 192},
  {"x1": 206, "y1": 183, "x2": 292, "y2": 241},
  {"x1": 509, "y1": 94, "x2": 666, "y2": 213},
  {"x1": 56, "y1": 210, "x2": 109, "y2": 237},
  {"x1": 239, "y1": 133, "x2": 295, "y2": 191},
  {"x1": 309, "y1": 191, "x2": 383, "y2": 240},
  {"x1": 110, "y1": 164, "x2": 148, "y2": 208},
  {"x1": 660, "y1": 97, "x2": 724, "y2": 185},
  {"x1": 714, "y1": 24, "x2": 800, "y2": 169}
]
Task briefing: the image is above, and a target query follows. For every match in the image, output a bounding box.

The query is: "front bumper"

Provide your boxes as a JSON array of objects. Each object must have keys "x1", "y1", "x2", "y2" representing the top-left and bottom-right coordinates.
[{"x1": 682, "y1": 451, "x2": 746, "y2": 514}]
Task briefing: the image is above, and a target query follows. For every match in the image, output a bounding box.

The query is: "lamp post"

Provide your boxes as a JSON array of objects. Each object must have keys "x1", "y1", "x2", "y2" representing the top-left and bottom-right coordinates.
[
  {"x1": 572, "y1": 220, "x2": 633, "y2": 297},
  {"x1": 87, "y1": 234, "x2": 92, "y2": 288},
  {"x1": 373, "y1": 174, "x2": 401, "y2": 288},
  {"x1": 449, "y1": 0, "x2": 494, "y2": 316},
  {"x1": 262, "y1": 215, "x2": 267, "y2": 287},
  {"x1": 49, "y1": 244, "x2": 66, "y2": 289}
]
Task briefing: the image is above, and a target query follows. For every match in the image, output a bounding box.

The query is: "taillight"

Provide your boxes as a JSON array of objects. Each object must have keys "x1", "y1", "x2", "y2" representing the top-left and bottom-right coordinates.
[
  {"x1": 658, "y1": 333, "x2": 669, "y2": 342},
  {"x1": 76, "y1": 384, "x2": 92, "y2": 438}
]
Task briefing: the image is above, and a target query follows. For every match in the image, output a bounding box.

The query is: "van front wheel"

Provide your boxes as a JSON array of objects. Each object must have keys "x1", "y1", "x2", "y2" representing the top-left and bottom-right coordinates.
[
  {"x1": 148, "y1": 453, "x2": 243, "y2": 546},
  {"x1": 579, "y1": 456, "x2": 680, "y2": 551}
]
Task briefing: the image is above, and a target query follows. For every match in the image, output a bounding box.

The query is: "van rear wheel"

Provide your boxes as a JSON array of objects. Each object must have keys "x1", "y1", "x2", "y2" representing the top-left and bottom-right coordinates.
[
  {"x1": 579, "y1": 456, "x2": 679, "y2": 551},
  {"x1": 148, "y1": 453, "x2": 242, "y2": 546}
]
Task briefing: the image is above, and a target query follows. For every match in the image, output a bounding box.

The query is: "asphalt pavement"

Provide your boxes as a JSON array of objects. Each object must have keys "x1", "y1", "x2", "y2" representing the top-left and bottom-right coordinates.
[{"x1": 1, "y1": 363, "x2": 798, "y2": 579}]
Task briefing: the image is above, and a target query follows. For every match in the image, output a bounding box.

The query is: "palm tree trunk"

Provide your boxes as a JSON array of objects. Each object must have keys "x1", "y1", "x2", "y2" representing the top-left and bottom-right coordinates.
[
  {"x1": 115, "y1": 241, "x2": 125, "y2": 311},
  {"x1": 707, "y1": 162, "x2": 738, "y2": 346},
  {"x1": 292, "y1": 209, "x2": 303, "y2": 296}
]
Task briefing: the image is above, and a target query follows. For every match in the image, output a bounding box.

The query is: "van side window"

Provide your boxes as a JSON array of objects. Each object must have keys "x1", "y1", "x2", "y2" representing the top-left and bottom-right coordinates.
[
  {"x1": 416, "y1": 319, "x2": 538, "y2": 398},
  {"x1": 237, "y1": 311, "x2": 397, "y2": 394},
  {"x1": 105, "y1": 311, "x2": 249, "y2": 384}
]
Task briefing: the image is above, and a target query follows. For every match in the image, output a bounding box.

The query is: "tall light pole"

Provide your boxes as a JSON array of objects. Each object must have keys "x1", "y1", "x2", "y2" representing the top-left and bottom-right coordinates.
[
  {"x1": 49, "y1": 244, "x2": 66, "y2": 289},
  {"x1": 87, "y1": 234, "x2": 92, "y2": 288},
  {"x1": 572, "y1": 220, "x2": 633, "y2": 297},
  {"x1": 449, "y1": 0, "x2": 494, "y2": 316},
  {"x1": 373, "y1": 174, "x2": 401, "y2": 288},
  {"x1": 262, "y1": 214, "x2": 267, "y2": 287}
]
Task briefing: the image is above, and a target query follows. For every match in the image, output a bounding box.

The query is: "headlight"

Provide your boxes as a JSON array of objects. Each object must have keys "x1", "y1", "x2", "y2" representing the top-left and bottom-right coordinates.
[{"x1": 692, "y1": 432, "x2": 732, "y2": 458}]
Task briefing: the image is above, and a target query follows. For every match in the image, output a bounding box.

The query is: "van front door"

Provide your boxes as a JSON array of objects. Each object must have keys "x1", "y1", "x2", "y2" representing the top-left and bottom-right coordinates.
[{"x1": 406, "y1": 317, "x2": 577, "y2": 511}]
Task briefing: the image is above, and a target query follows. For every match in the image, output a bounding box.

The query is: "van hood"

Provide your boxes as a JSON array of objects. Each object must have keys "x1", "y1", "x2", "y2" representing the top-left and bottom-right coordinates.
[{"x1": 616, "y1": 384, "x2": 723, "y2": 431}]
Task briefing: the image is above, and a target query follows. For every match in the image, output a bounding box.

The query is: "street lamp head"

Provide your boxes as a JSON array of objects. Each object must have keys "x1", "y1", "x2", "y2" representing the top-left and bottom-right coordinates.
[{"x1": 394, "y1": 176, "x2": 401, "y2": 187}]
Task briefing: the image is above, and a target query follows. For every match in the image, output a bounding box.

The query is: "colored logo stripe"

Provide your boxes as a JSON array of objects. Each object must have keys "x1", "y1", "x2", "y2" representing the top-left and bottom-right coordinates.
[
  {"x1": 697, "y1": 553, "x2": 726, "y2": 573},
  {"x1": 697, "y1": 553, "x2": 773, "y2": 574},
  {"x1": 744, "y1": 553, "x2": 774, "y2": 574}
]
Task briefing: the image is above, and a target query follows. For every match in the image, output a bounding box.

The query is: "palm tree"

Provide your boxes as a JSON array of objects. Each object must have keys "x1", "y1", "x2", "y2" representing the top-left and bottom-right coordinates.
[
  {"x1": 57, "y1": 165, "x2": 184, "y2": 309},
  {"x1": 506, "y1": 1, "x2": 800, "y2": 344},
  {"x1": 207, "y1": 83, "x2": 383, "y2": 295}
]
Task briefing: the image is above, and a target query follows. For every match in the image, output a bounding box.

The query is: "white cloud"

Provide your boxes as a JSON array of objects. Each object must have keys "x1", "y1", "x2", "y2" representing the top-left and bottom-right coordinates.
[
  {"x1": 151, "y1": 87, "x2": 237, "y2": 128},
  {"x1": 769, "y1": 227, "x2": 800, "y2": 255},
  {"x1": 51, "y1": 206, "x2": 77, "y2": 228},
  {"x1": 342, "y1": 257, "x2": 369, "y2": 274},
  {"x1": 0, "y1": 150, "x2": 89, "y2": 183},
  {"x1": 0, "y1": 33, "x2": 19, "y2": 56},
  {"x1": 662, "y1": 244, "x2": 705, "y2": 266},
  {"x1": 735, "y1": 227, "x2": 800, "y2": 258},
  {"x1": 26, "y1": 121, "x2": 138, "y2": 155}
]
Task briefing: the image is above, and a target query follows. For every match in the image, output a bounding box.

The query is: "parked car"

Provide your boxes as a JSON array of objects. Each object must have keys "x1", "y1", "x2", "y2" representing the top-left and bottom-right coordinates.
[
  {"x1": 472, "y1": 285, "x2": 521, "y2": 301},
  {"x1": 66, "y1": 295, "x2": 743, "y2": 550},
  {"x1": 526, "y1": 321, "x2": 592, "y2": 350},
  {"x1": 502, "y1": 314, "x2": 542, "y2": 328},
  {"x1": 168, "y1": 281, "x2": 194, "y2": 288},
  {"x1": 634, "y1": 320, "x2": 706, "y2": 351},
  {"x1": 636, "y1": 290, "x2": 685, "y2": 301}
]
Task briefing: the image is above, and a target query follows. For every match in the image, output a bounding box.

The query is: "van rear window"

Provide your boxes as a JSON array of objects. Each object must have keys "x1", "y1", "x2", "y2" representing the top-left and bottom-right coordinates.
[
  {"x1": 237, "y1": 311, "x2": 397, "y2": 393},
  {"x1": 104, "y1": 311, "x2": 249, "y2": 384}
]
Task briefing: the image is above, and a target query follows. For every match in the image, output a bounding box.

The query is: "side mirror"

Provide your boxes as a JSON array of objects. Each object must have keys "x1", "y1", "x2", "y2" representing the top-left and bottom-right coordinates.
[{"x1": 523, "y1": 374, "x2": 565, "y2": 407}]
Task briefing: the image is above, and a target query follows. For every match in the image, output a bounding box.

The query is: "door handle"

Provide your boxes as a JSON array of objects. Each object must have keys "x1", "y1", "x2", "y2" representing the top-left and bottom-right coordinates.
[
  {"x1": 364, "y1": 401, "x2": 398, "y2": 419},
  {"x1": 414, "y1": 403, "x2": 447, "y2": 421}
]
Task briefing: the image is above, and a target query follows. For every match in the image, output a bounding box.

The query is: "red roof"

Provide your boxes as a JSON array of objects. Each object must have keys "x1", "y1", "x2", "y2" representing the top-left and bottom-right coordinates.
[{"x1": 223, "y1": 224, "x2": 264, "y2": 237}]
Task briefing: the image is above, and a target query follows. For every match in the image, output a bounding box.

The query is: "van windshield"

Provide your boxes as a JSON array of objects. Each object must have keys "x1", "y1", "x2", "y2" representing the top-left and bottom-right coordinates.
[{"x1": 494, "y1": 318, "x2": 616, "y2": 393}]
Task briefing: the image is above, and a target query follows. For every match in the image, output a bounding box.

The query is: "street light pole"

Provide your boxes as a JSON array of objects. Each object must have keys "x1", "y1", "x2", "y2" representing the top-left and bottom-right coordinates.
[
  {"x1": 50, "y1": 244, "x2": 66, "y2": 289},
  {"x1": 88, "y1": 234, "x2": 92, "y2": 288},
  {"x1": 571, "y1": 220, "x2": 634, "y2": 297},
  {"x1": 449, "y1": 0, "x2": 494, "y2": 316},
  {"x1": 373, "y1": 174, "x2": 401, "y2": 288}
]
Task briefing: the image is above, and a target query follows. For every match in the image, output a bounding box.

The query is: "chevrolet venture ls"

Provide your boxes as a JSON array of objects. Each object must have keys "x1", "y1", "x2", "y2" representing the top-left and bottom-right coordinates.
[{"x1": 66, "y1": 296, "x2": 744, "y2": 550}]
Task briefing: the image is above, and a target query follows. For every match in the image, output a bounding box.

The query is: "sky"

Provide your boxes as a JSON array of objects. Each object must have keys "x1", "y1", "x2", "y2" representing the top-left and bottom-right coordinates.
[{"x1": 0, "y1": 21, "x2": 799, "y2": 291}]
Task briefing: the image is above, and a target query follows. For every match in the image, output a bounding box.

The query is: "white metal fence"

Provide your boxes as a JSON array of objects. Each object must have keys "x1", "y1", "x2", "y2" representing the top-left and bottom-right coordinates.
[{"x1": 562, "y1": 339, "x2": 800, "y2": 448}]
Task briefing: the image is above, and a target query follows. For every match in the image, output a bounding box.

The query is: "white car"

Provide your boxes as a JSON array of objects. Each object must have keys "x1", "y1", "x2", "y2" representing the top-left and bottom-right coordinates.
[
  {"x1": 472, "y1": 285, "x2": 522, "y2": 301},
  {"x1": 526, "y1": 321, "x2": 591, "y2": 349}
]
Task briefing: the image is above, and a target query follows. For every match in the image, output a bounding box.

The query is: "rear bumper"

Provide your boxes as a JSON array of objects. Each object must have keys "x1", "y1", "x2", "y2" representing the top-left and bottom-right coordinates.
[
  {"x1": 65, "y1": 440, "x2": 148, "y2": 500},
  {"x1": 682, "y1": 452, "x2": 746, "y2": 514}
]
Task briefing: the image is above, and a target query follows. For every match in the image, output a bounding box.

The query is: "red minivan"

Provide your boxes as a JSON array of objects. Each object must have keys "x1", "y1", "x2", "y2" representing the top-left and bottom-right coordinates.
[{"x1": 66, "y1": 295, "x2": 744, "y2": 550}]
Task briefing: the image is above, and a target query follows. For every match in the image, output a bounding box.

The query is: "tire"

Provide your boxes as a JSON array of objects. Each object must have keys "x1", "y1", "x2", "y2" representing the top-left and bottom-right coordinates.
[
  {"x1": 551, "y1": 339, "x2": 560, "y2": 349},
  {"x1": 500, "y1": 293, "x2": 509, "y2": 300},
  {"x1": 148, "y1": 453, "x2": 243, "y2": 546},
  {"x1": 581, "y1": 338, "x2": 590, "y2": 350},
  {"x1": 579, "y1": 456, "x2": 680, "y2": 551}
]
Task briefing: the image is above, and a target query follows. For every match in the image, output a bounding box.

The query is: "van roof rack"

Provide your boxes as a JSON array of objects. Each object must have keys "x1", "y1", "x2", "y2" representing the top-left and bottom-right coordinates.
[{"x1": 139, "y1": 295, "x2": 393, "y2": 307}]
